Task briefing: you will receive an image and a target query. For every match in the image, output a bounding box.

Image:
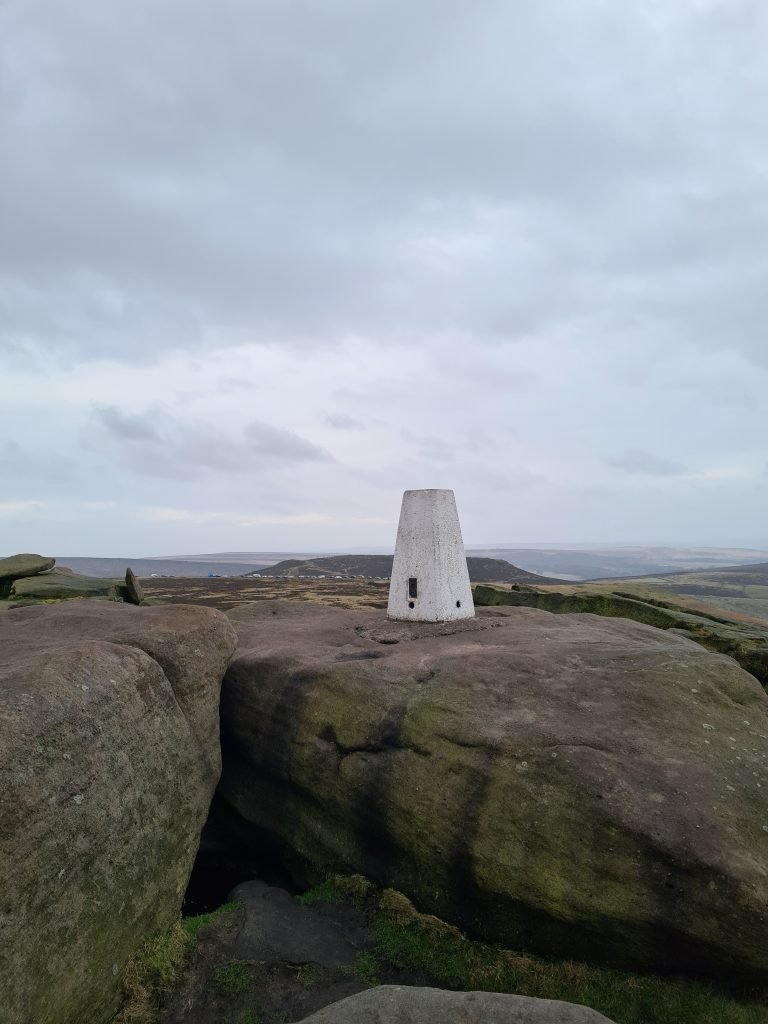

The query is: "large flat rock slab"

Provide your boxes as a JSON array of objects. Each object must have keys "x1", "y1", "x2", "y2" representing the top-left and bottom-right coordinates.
[
  {"x1": 220, "y1": 601, "x2": 768, "y2": 984},
  {"x1": 297, "y1": 985, "x2": 616, "y2": 1023},
  {"x1": 0, "y1": 553, "x2": 55, "y2": 580},
  {"x1": 0, "y1": 553, "x2": 55, "y2": 596},
  {"x1": 0, "y1": 602, "x2": 238, "y2": 1024},
  {"x1": 9, "y1": 568, "x2": 126, "y2": 602}
]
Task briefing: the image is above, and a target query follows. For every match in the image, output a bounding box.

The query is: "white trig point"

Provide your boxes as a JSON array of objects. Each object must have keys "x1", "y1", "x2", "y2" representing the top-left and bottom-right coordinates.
[{"x1": 387, "y1": 489, "x2": 475, "y2": 622}]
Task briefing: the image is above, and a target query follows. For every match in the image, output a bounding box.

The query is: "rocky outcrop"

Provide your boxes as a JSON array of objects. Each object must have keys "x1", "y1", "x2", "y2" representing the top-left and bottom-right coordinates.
[
  {"x1": 158, "y1": 878, "x2": 620, "y2": 1023},
  {"x1": 9, "y1": 568, "x2": 127, "y2": 602},
  {"x1": 0, "y1": 552, "x2": 55, "y2": 580},
  {"x1": 0, "y1": 552, "x2": 150, "y2": 605},
  {"x1": 0, "y1": 602, "x2": 238, "y2": 1024},
  {"x1": 296, "y1": 986, "x2": 616, "y2": 1023},
  {"x1": 124, "y1": 567, "x2": 144, "y2": 605},
  {"x1": 474, "y1": 584, "x2": 768, "y2": 688},
  {"x1": 219, "y1": 602, "x2": 768, "y2": 985},
  {"x1": 0, "y1": 553, "x2": 55, "y2": 597}
]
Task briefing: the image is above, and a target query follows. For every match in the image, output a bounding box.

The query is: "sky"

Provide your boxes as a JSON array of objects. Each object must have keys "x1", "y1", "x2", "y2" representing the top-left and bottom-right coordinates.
[{"x1": 1, "y1": 0, "x2": 767, "y2": 556}]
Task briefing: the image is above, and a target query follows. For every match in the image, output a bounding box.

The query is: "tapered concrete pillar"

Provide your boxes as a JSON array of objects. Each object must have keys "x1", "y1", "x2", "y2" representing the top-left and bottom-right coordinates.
[{"x1": 387, "y1": 489, "x2": 475, "y2": 622}]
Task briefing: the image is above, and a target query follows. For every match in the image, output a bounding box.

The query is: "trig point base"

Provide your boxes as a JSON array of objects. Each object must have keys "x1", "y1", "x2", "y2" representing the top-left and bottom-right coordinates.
[{"x1": 387, "y1": 489, "x2": 475, "y2": 622}]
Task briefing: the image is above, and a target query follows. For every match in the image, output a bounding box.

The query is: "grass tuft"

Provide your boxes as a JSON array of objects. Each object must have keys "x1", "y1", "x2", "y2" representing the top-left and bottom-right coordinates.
[
  {"x1": 294, "y1": 963, "x2": 323, "y2": 989},
  {"x1": 116, "y1": 901, "x2": 239, "y2": 1024},
  {"x1": 373, "y1": 894, "x2": 768, "y2": 1024},
  {"x1": 296, "y1": 873, "x2": 372, "y2": 907},
  {"x1": 298, "y1": 874, "x2": 768, "y2": 1024},
  {"x1": 183, "y1": 900, "x2": 239, "y2": 939},
  {"x1": 379, "y1": 888, "x2": 463, "y2": 939},
  {"x1": 235, "y1": 1012, "x2": 262, "y2": 1024},
  {"x1": 114, "y1": 922, "x2": 190, "y2": 1024},
  {"x1": 353, "y1": 950, "x2": 381, "y2": 987},
  {"x1": 212, "y1": 960, "x2": 253, "y2": 995},
  {"x1": 295, "y1": 877, "x2": 346, "y2": 905}
]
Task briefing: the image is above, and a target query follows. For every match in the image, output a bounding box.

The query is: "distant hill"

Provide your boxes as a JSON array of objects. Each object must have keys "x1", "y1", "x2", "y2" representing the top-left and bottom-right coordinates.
[
  {"x1": 471, "y1": 546, "x2": 768, "y2": 581},
  {"x1": 653, "y1": 561, "x2": 768, "y2": 584},
  {"x1": 245, "y1": 554, "x2": 555, "y2": 584},
  {"x1": 581, "y1": 561, "x2": 768, "y2": 626},
  {"x1": 57, "y1": 557, "x2": 272, "y2": 579}
]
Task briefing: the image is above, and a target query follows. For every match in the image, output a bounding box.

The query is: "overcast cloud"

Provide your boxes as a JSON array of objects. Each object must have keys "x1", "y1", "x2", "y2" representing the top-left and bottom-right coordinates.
[{"x1": 1, "y1": 0, "x2": 767, "y2": 554}]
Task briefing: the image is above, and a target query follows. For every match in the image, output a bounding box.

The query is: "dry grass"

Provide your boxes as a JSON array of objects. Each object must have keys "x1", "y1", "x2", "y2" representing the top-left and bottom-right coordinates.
[
  {"x1": 114, "y1": 903, "x2": 239, "y2": 1024},
  {"x1": 141, "y1": 576, "x2": 389, "y2": 612},
  {"x1": 114, "y1": 921, "x2": 190, "y2": 1024},
  {"x1": 379, "y1": 888, "x2": 463, "y2": 940}
]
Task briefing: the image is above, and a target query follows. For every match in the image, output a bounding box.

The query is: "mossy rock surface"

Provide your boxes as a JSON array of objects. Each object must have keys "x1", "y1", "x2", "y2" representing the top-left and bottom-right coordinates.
[
  {"x1": 0, "y1": 553, "x2": 55, "y2": 580},
  {"x1": 0, "y1": 602, "x2": 238, "y2": 1024},
  {"x1": 0, "y1": 553, "x2": 55, "y2": 597},
  {"x1": 9, "y1": 569, "x2": 126, "y2": 603},
  {"x1": 218, "y1": 601, "x2": 768, "y2": 986}
]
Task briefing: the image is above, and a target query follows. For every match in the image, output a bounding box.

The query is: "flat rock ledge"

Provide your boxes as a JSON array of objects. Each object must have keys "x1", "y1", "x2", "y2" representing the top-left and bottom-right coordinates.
[
  {"x1": 219, "y1": 600, "x2": 768, "y2": 985},
  {"x1": 0, "y1": 552, "x2": 55, "y2": 580}
]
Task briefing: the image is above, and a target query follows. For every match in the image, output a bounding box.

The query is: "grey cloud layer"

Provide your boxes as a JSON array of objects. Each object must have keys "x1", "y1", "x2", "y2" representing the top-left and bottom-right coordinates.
[
  {"x1": 606, "y1": 450, "x2": 688, "y2": 477},
  {"x1": 91, "y1": 404, "x2": 330, "y2": 478},
  {"x1": 1, "y1": 1, "x2": 767, "y2": 553},
  {"x1": 3, "y1": 0, "x2": 768, "y2": 365}
]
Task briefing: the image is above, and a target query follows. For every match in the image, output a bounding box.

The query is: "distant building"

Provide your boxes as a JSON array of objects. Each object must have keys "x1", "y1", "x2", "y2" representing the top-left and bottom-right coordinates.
[{"x1": 387, "y1": 489, "x2": 475, "y2": 622}]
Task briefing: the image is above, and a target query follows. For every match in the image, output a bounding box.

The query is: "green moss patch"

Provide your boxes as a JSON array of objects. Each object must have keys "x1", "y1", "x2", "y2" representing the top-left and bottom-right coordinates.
[
  {"x1": 211, "y1": 960, "x2": 253, "y2": 995},
  {"x1": 115, "y1": 901, "x2": 239, "y2": 1024},
  {"x1": 182, "y1": 900, "x2": 239, "y2": 939},
  {"x1": 300, "y1": 875, "x2": 768, "y2": 1024}
]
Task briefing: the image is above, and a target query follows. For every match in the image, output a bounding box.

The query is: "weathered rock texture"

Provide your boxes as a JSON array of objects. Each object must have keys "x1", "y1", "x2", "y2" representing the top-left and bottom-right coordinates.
[
  {"x1": 0, "y1": 551, "x2": 150, "y2": 605},
  {"x1": 159, "y1": 882, "x2": 615, "y2": 1024},
  {"x1": 0, "y1": 553, "x2": 55, "y2": 597},
  {"x1": 228, "y1": 880, "x2": 372, "y2": 967},
  {"x1": 0, "y1": 552, "x2": 55, "y2": 581},
  {"x1": 0, "y1": 602, "x2": 237, "y2": 1024},
  {"x1": 475, "y1": 584, "x2": 768, "y2": 689},
  {"x1": 9, "y1": 568, "x2": 127, "y2": 603},
  {"x1": 219, "y1": 602, "x2": 768, "y2": 984},
  {"x1": 296, "y1": 985, "x2": 616, "y2": 1023},
  {"x1": 124, "y1": 567, "x2": 144, "y2": 605}
]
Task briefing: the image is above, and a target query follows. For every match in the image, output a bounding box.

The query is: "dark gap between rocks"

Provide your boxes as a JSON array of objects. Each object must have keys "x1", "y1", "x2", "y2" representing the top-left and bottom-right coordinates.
[{"x1": 182, "y1": 796, "x2": 297, "y2": 916}]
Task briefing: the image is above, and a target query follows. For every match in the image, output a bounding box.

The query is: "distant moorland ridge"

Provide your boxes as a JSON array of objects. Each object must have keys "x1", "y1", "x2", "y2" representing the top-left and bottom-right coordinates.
[{"x1": 246, "y1": 554, "x2": 558, "y2": 584}]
